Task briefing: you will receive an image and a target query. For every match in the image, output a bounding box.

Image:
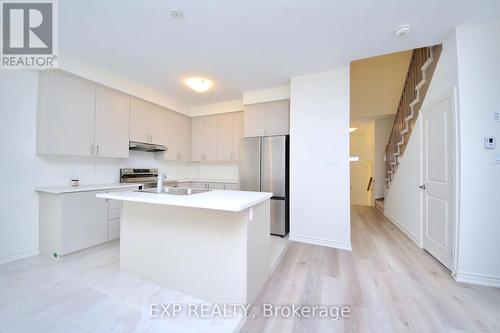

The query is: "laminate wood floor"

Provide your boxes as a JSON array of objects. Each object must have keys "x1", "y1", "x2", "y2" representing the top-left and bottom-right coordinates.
[{"x1": 241, "y1": 205, "x2": 500, "y2": 333}]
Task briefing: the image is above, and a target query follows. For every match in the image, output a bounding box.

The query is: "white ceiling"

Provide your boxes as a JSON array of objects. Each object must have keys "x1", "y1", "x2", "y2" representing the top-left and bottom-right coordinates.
[{"x1": 60, "y1": 0, "x2": 500, "y2": 107}]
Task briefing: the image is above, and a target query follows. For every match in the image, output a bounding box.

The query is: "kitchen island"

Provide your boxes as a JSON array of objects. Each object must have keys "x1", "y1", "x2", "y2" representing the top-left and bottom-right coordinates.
[{"x1": 97, "y1": 189, "x2": 272, "y2": 304}]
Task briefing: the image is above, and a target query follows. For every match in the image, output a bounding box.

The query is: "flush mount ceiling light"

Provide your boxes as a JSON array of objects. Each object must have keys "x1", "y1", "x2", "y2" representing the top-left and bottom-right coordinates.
[
  {"x1": 186, "y1": 77, "x2": 213, "y2": 93},
  {"x1": 394, "y1": 25, "x2": 411, "y2": 37},
  {"x1": 169, "y1": 8, "x2": 184, "y2": 19},
  {"x1": 349, "y1": 127, "x2": 358, "y2": 133}
]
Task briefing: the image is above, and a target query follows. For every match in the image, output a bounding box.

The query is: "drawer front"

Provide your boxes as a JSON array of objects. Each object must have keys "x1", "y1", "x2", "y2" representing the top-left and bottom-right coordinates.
[
  {"x1": 191, "y1": 182, "x2": 207, "y2": 189},
  {"x1": 224, "y1": 183, "x2": 240, "y2": 190},
  {"x1": 108, "y1": 218, "x2": 120, "y2": 240},
  {"x1": 108, "y1": 207, "x2": 121, "y2": 220}
]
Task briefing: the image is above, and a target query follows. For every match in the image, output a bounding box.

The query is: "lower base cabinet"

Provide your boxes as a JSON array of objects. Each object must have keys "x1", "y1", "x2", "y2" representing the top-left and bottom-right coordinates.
[
  {"x1": 179, "y1": 181, "x2": 239, "y2": 190},
  {"x1": 38, "y1": 187, "x2": 135, "y2": 259}
]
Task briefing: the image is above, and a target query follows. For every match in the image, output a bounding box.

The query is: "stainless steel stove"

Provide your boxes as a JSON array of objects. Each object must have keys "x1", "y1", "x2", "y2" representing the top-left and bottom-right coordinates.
[
  {"x1": 120, "y1": 168, "x2": 178, "y2": 189},
  {"x1": 120, "y1": 168, "x2": 158, "y2": 189}
]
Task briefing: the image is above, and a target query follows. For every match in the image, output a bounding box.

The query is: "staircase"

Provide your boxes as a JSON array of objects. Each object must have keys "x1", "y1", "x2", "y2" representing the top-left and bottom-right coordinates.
[{"x1": 385, "y1": 45, "x2": 442, "y2": 187}]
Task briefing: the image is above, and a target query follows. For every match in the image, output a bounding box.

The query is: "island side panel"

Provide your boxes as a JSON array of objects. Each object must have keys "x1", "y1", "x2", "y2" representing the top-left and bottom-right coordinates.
[
  {"x1": 120, "y1": 201, "x2": 248, "y2": 304},
  {"x1": 245, "y1": 199, "x2": 271, "y2": 304}
]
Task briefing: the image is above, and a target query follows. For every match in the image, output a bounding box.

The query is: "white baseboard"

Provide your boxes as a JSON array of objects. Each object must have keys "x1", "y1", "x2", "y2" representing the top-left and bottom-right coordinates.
[
  {"x1": 0, "y1": 248, "x2": 39, "y2": 265},
  {"x1": 455, "y1": 272, "x2": 500, "y2": 288},
  {"x1": 289, "y1": 234, "x2": 352, "y2": 251},
  {"x1": 383, "y1": 211, "x2": 422, "y2": 248}
]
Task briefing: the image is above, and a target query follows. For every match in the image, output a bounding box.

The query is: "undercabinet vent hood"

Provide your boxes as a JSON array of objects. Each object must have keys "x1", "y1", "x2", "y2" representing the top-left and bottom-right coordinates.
[{"x1": 129, "y1": 141, "x2": 167, "y2": 152}]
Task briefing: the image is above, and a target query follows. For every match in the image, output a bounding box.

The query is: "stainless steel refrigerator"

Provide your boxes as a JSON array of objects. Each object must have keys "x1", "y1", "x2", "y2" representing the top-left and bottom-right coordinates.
[{"x1": 239, "y1": 135, "x2": 289, "y2": 236}]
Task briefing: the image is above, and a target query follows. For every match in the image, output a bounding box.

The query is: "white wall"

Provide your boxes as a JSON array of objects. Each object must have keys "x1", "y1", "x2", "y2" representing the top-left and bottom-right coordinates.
[
  {"x1": 189, "y1": 100, "x2": 243, "y2": 117},
  {"x1": 243, "y1": 85, "x2": 290, "y2": 105},
  {"x1": 374, "y1": 118, "x2": 393, "y2": 199},
  {"x1": 454, "y1": 21, "x2": 500, "y2": 286},
  {"x1": 289, "y1": 67, "x2": 351, "y2": 250},
  {"x1": 384, "y1": 119, "x2": 423, "y2": 244},
  {"x1": 59, "y1": 52, "x2": 189, "y2": 115},
  {"x1": 383, "y1": 30, "x2": 459, "y2": 248}
]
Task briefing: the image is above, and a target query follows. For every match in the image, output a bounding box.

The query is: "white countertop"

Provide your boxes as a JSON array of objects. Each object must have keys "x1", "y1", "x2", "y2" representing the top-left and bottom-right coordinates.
[
  {"x1": 35, "y1": 183, "x2": 143, "y2": 194},
  {"x1": 96, "y1": 190, "x2": 272, "y2": 212}
]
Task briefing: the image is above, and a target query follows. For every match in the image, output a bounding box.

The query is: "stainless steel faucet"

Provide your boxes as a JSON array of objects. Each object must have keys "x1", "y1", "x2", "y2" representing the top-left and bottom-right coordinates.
[{"x1": 156, "y1": 172, "x2": 167, "y2": 193}]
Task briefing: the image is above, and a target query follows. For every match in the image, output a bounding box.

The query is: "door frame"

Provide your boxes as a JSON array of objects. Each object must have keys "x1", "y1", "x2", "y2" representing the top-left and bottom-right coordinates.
[{"x1": 418, "y1": 86, "x2": 460, "y2": 274}]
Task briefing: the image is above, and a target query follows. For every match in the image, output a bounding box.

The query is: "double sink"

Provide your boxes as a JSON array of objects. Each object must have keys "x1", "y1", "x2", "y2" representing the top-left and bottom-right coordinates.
[{"x1": 137, "y1": 187, "x2": 211, "y2": 196}]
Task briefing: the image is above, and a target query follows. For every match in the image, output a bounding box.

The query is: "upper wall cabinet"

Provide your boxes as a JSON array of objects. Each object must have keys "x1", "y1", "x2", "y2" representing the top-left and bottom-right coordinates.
[
  {"x1": 37, "y1": 71, "x2": 130, "y2": 158},
  {"x1": 158, "y1": 110, "x2": 191, "y2": 161},
  {"x1": 217, "y1": 112, "x2": 243, "y2": 161},
  {"x1": 38, "y1": 71, "x2": 96, "y2": 157},
  {"x1": 243, "y1": 100, "x2": 289, "y2": 137},
  {"x1": 129, "y1": 98, "x2": 166, "y2": 145},
  {"x1": 94, "y1": 88, "x2": 130, "y2": 158},
  {"x1": 191, "y1": 115, "x2": 218, "y2": 161}
]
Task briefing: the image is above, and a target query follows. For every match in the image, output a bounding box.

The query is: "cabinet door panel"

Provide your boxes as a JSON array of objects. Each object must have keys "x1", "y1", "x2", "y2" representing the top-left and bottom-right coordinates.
[
  {"x1": 163, "y1": 110, "x2": 179, "y2": 160},
  {"x1": 224, "y1": 183, "x2": 240, "y2": 190},
  {"x1": 148, "y1": 104, "x2": 166, "y2": 145},
  {"x1": 61, "y1": 191, "x2": 108, "y2": 255},
  {"x1": 46, "y1": 72, "x2": 95, "y2": 156},
  {"x1": 217, "y1": 113, "x2": 233, "y2": 161},
  {"x1": 94, "y1": 88, "x2": 130, "y2": 158},
  {"x1": 204, "y1": 115, "x2": 219, "y2": 161},
  {"x1": 190, "y1": 117, "x2": 204, "y2": 161},
  {"x1": 265, "y1": 100, "x2": 289, "y2": 136},
  {"x1": 130, "y1": 98, "x2": 149, "y2": 143},
  {"x1": 244, "y1": 103, "x2": 266, "y2": 137},
  {"x1": 191, "y1": 182, "x2": 208, "y2": 189},
  {"x1": 208, "y1": 182, "x2": 225, "y2": 190},
  {"x1": 232, "y1": 112, "x2": 244, "y2": 160},
  {"x1": 179, "y1": 115, "x2": 191, "y2": 161}
]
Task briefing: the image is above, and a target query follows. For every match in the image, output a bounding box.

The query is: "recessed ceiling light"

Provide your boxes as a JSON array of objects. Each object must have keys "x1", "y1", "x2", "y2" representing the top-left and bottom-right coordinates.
[
  {"x1": 170, "y1": 8, "x2": 184, "y2": 19},
  {"x1": 186, "y1": 77, "x2": 213, "y2": 93},
  {"x1": 394, "y1": 25, "x2": 411, "y2": 37},
  {"x1": 349, "y1": 127, "x2": 358, "y2": 133}
]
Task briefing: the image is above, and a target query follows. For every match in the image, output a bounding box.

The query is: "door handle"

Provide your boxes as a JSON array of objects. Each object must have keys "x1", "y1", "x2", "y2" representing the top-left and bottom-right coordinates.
[{"x1": 419, "y1": 184, "x2": 426, "y2": 189}]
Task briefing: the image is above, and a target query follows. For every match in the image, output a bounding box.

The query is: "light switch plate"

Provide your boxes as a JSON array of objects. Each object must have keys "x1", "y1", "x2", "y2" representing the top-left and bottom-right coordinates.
[
  {"x1": 495, "y1": 154, "x2": 500, "y2": 164},
  {"x1": 493, "y1": 112, "x2": 500, "y2": 122}
]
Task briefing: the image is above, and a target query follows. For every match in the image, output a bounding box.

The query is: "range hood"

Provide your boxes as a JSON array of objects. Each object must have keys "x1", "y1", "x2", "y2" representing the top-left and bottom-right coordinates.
[{"x1": 129, "y1": 141, "x2": 167, "y2": 152}]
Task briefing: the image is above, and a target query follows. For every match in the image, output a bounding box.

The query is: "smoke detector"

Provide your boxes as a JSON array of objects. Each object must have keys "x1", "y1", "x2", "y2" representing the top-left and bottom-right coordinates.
[
  {"x1": 394, "y1": 25, "x2": 411, "y2": 37},
  {"x1": 170, "y1": 9, "x2": 184, "y2": 19}
]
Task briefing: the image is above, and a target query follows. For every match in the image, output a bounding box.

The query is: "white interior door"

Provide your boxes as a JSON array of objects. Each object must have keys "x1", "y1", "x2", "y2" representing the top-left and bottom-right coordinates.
[{"x1": 422, "y1": 95, "x2": 454, "y2": 270}]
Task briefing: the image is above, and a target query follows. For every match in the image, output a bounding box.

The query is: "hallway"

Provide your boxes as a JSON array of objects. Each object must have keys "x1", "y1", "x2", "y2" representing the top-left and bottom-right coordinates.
[{"x1": 241, "y1": 205, "x2": 500, "y2": 332}]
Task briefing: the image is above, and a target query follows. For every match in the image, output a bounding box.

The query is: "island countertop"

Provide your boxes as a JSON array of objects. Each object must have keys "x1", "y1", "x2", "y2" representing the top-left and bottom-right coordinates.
[{"x1": 96, "y1": 189, "x2": 272, "y2": 212}]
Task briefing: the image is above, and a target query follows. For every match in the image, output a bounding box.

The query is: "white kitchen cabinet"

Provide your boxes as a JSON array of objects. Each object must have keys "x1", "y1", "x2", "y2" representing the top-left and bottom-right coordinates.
[
  {"x1": 191, "y1": 115, "x2": 218, "y2": 161},
  {"x1": 38, "y1": 71, "x2": 131, "y2": 158},
  {"x1": 232, "y1": 112, "x2": 244, "y2": 160},
  {"x1": 94, "y1": 88, "x2": 130, "y2": 158},
  {"x1": 160, "y1": 111, "x2": 190, "y2": 161},
  {"x1": 217, "y1": 112, "x2": 243, "y2": 161},
  {"x1": 243, "y1": 100, "x2": 289, "y2": 137},
  {"x1": 224, "y1": 183, "x2": 240, "y2": 190},
  {"x1": 148, "y1": 104, "x2": 166, "y2": 145},
  {"x1": 130, "y1": 98, "x2": 166, "y2": 145},
  {"x1": 38, "y1": 186, "x2": 138, "y2": 259},
  {"x1": 177, "y1": 181, "x2": 192, "y2": 188},
  {"x1": 129, "y1": 98, "x2": 150, "y2": 143},
  {"x1": 37, "y1": 71, "x2": 96, "y2": 156},
  {"x1": 244, "y1": 103, "x2": 266, "y2": 137}
]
